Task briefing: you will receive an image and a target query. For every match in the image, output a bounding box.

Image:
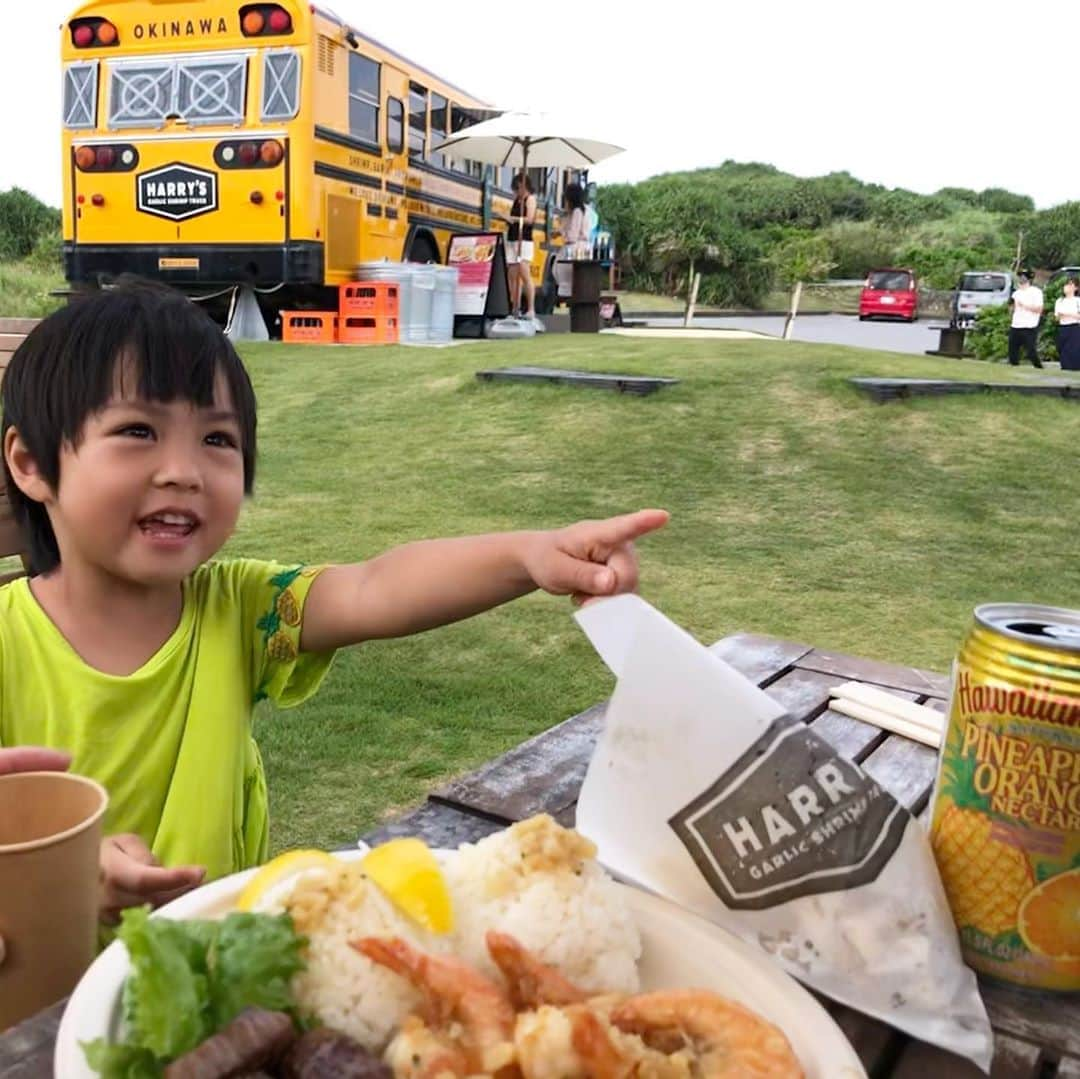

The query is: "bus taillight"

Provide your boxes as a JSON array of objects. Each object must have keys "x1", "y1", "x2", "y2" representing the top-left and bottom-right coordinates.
[
  {"x1": 240, "y1": 4, "x2": 293, "y2": 36},
  {"x1": 73, "y1": 144, "x2": 138, "y2": 172},
  {"x1": 260, "y1": 140, "x2": 284, "y2": 165},
  {"x1": 70, "y1": 17, "x2": 119, "y2": 48},
  {"x1": 215, "y1": 140, "x2": 284, "y2": 169}
]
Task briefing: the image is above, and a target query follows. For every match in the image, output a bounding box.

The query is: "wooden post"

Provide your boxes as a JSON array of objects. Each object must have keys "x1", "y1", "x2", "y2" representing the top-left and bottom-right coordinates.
[
  {"x1": 1012, "y1": 229, "x2": 1024, "y2": 273},
  {"x1": 783, "y1": 280, "x2": 803, "y2": 340},
  {"x1": 683, "y1": 266, "x2": 701, "y2": 328}
]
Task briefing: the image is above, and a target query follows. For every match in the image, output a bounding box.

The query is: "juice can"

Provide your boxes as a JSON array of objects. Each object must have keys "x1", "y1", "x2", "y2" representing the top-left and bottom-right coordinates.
[{"x1": 930, "y1": 603, "x2": 1080, "y2": 990}]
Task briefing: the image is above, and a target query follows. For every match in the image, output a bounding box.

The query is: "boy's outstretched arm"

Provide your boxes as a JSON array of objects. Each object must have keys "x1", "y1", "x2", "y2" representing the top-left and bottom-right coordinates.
[{"x1": 299, "y1": 509, "x2": 669, "y2": 652}]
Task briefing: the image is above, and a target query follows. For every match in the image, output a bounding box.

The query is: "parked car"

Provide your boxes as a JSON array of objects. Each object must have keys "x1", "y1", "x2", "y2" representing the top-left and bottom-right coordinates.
[
  {"x1": 1048, "y1": 266, "x2": 1080, "y2": 286},
  {"x1": 951, "y1": 271, "x2": 1013, "y2": 328},
  {"x1": 859, "y1": 268, "x2": 918, "y2": 322}
]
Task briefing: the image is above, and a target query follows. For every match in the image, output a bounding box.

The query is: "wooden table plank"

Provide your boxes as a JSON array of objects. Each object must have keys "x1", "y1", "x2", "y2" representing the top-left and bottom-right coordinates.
[
  {"x1": 810, "y1": 706, "x2": 889, "y2": 763},
  {"x1": 859, "y1": 735, "x2": 938, "y2": 813},
  {"x1": 360, "y1": 800, "x2": 505, "y2": 848},
  {"x1": 983, "y1": 980, "x2": 1080, "y2": 1062},
  {"x1": 0, "y1": 998, "x2": 62, "y2": 1078},
  {"x1": 761, "y1": 666, "x2": 842, "y2": 721},
  {"x1": 431, "y1": 702, "x2": 607, "y2": 823},
  {"x1": 708, "y1": 633, "x2": 811, "y2": 686},
  {"x1": 889, "y1": 1031, "x2": 1045, "y2": 1078},
  {"x1": 796, "y1": 648, "x2": 950, "y2": 699}
]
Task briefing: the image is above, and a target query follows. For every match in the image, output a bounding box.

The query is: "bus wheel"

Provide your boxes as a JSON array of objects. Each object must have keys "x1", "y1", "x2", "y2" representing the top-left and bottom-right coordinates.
[
  {"x1": 407, "y1": 234, "x2": 440, "y2": 264},
  {"x1": 535, "y1": 258, "x2": 558, "y2": 315}
]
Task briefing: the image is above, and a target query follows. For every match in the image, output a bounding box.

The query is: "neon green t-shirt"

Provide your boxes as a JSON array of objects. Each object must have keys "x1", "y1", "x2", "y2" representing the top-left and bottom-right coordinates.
[{"x1": 0, "y1": 559, "x2": 335, "y2": 881}]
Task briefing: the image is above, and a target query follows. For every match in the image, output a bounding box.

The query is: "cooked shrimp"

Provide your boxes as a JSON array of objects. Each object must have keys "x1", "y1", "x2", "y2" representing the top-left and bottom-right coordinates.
[
  {"x1": 383, "y1": 1014, "x2": 469, "y2": 1079},
  {"x1": 486, "y1": 931, "x2": 588, "y2": 1010},
  {"x1": 610, "y1": 990, "x2": 803, "y2": 1079},
  {"x1": 351, "y1": 936, "x2": 517, "y2": 1075}
]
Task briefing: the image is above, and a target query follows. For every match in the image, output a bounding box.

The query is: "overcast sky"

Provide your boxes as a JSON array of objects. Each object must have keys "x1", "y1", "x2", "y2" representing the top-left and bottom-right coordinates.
[{"x1": 3, "y1": 1, "x2": 1072, "y2": 209}]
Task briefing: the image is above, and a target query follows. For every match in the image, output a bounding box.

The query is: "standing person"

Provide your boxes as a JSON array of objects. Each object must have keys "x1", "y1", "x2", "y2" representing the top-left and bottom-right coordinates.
[
  {"x1": 0, "y1": 281, "x2": 666, "y2": 923},
  {"x1": 1054, "y1": 276, "x2": 1080, "y2": 372},
  {"x1": 1008, "y1": 271, "x2": 1044, "y2": 368},
  {"x1": 554, "y1": 182, "x2": 591, "y2": 300},
  {"x1": 506, "y1": 173, "x2": 543, "y2": 331}
]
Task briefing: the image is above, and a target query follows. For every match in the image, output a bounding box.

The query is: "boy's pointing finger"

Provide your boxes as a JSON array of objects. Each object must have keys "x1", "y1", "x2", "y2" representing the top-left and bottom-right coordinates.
[{"x1": 593, "y1": 509, "x2": 669, "y2": 547}]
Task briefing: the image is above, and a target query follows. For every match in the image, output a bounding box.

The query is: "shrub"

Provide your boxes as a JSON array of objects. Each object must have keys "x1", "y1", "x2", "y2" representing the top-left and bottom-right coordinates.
[
  {"x1": 822, "y1": 220, "x2": 900, "y2": 278},
  {"x1": 0, "y1": 188, "x2": 60, "y2": 262},
  {"x1": 969, "y1": 303, "x2": 1011, "y2": 362}
]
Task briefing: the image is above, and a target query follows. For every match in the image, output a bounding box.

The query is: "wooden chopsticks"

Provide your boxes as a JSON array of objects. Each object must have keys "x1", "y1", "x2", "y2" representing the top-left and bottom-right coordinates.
[{"x1": 828, "y1": 681, "x2": 946, "y2": 748}]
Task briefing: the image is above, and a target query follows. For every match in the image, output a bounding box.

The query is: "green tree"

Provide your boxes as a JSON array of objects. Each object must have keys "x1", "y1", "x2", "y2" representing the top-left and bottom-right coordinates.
[
  {"x1": 1023, "y1": 202, "x2": 1080, "y2": 269},
  {"x1": 979, "y1": 188, "x2": 1035, "y2": 214},
  {"x1": 0, "y1": 188, "x2": 60, "y2": 262}
]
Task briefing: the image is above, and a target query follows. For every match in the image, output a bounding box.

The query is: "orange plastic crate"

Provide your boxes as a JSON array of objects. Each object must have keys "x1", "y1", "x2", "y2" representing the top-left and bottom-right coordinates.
[
  {"x1": 338, "y1": 314, "x2": 399, "y2": 345},
  {"x1": 281, "y1": 311, "x2": 337, "y2": 344},
  {"x1": 339, "y1": 282, "x2": 400, "y2": 319}
]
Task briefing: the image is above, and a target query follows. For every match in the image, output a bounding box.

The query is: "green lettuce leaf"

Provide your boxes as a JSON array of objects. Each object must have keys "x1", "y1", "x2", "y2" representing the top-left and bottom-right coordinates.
[
  {"x1": 81, "y1": 1039, "x2": 161, "y2": 1079},
  {"x1": 84, "y1": 906, "x2": 306, "y2": 1076},
  {"x1": 207, "y1": 912, "x2": 307, "y2": 1029},
  {"x1": 116, "y1": 906, "x2": 212, "y2": 1059}
]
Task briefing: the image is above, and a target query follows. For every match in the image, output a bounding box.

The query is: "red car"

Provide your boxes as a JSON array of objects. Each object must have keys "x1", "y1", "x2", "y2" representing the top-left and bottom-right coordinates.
[{"x1": 859, "y1": 268, "x2": 918, "y2": 321}]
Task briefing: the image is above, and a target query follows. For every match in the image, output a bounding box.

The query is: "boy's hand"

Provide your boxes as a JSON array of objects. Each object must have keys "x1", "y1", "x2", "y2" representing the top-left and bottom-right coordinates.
[
  {"x1": 524, "y1": 508, "x2": 669, "y2": 604},
  {"x1": 99, "y1": 834, "x2": 205, "y2": 925}
]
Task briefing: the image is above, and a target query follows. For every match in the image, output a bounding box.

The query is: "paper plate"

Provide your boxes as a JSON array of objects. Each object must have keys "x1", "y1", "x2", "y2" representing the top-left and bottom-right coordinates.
[{"x1": 55, "y1": 850, "x2": 866, "y2": 1078}]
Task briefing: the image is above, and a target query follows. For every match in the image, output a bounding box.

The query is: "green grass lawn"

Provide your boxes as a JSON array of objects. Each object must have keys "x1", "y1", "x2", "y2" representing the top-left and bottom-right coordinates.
[
  {"x1": 227, "y1": 333, "x2": 1080, "y2": 854},
  {"x1": 0, "y1": 261, "x2": 64, "y2": 318}
]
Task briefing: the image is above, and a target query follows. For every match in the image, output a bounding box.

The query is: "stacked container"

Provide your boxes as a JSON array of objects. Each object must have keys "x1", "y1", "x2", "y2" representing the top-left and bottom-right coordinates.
[
  {"x1": 356, "y1": 261, "x2": 445, "y2": 344},
  {"x1": 429, "y1": 266, "x2": 458, "y2": 343}
]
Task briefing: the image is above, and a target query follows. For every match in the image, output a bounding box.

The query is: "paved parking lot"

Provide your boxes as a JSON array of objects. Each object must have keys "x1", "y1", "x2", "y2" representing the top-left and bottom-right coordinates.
[{"x1": 644, "y1": 314, "x2": 936, "y2": 355}]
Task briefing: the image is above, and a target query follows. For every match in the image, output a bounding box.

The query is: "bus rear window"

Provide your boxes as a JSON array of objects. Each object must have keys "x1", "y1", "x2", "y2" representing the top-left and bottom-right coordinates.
[
  {"x1": 106, "y1": 54, "x2": 247, "y2": 128},
  {"x1": 960, "y1": 273, "x2": 1007, "y2": 292},
  {"x1": 868, "y1": 270, "x2": 913, "y2": 290},
  {"x1": 63, "y1": 61, "x2": 99, "y2": 128}
]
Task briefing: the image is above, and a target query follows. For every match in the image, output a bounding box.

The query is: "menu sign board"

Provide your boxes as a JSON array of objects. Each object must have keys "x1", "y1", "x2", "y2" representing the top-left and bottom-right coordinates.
[
  {"x1": 448, "y1": 233, "x2": 511, "y2": 337},
  {"x1": 448, "y1": 233, "x2": 500, "y2": 315}
]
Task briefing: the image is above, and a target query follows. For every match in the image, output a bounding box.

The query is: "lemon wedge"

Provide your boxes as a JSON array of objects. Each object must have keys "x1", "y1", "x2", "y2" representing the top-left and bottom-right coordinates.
[
  {"x1": 235, "y1": 849, "x2": 340, "y2": 912},
  {"x1": 362, "y1": 837, "x2": 454, "y2": 934}
]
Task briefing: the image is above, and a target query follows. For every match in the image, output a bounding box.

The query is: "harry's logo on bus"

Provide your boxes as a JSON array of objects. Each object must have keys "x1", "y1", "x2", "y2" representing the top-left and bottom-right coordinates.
[{"x1": 136, "y1": 163, "x2": 218, "y2": 222}]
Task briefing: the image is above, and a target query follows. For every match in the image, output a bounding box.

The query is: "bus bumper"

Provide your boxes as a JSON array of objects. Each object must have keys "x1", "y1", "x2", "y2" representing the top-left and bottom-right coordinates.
[{"x1": 64, "y1": 242, "x2": 324, "y2": 287}]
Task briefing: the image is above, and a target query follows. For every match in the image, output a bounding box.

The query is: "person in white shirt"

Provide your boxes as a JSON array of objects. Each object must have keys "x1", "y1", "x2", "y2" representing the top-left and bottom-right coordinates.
[
  {"x1": 1053, "y1": 276, "x2": 1080, "y2": 371},
  {"x1": 1008, "y1": 272, "x2": 1044, "y2": 367}
]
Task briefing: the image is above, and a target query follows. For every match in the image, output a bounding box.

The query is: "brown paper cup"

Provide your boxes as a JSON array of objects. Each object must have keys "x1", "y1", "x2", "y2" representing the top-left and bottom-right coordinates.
[{"x1": 0, "y1": 771, "x2": 107, "y2": 1031}]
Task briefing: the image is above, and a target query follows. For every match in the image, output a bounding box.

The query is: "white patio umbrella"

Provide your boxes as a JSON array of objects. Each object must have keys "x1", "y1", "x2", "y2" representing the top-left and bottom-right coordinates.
[{"x1": 439, "y1": 111, "x2": 625, "y2": 259}]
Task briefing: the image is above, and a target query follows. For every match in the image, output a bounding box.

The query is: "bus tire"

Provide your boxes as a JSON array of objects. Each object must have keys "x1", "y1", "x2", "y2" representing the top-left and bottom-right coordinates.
[
  {"x1": 536, "y1": 257, "x2": 558, "y2": 315},
  {"x1": 405, "y1": 231, "x2": 440, "y2": 264}
]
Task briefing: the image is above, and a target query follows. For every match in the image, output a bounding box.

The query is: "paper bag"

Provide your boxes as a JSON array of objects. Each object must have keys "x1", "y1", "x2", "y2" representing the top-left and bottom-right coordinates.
[{"x1": 575, "y1": 595, "x2": 993, "y2": 1071}]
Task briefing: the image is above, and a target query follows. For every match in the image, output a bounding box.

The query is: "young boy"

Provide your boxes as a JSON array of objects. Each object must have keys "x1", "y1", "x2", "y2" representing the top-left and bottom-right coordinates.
[{"x1": 0, "y1": 282, "x2": 666, "y2": 923}]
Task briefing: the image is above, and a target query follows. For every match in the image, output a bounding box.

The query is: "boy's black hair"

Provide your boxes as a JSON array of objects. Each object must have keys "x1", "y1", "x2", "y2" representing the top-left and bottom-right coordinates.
[{"x1": 1, "y1": 279, "x2": 257, "y2": 575}]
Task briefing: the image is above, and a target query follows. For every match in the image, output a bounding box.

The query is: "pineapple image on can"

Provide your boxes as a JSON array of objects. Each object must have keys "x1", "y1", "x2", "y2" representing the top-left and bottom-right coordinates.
[{"x1": 930, "y1": 604, "x2": 1080, "y2": 991}]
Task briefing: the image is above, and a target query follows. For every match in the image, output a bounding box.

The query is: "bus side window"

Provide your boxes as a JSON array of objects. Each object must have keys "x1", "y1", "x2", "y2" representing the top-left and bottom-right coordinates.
[
  {"x1": 409, "y1": 82, "x2": 427, "y2": 159},
  {"x1": 430, "y1": 92, "x2": 447, "y2": 168},
  {"x1": 348, "y1": 52, "x2": 380, "y2": 144},
  {"x1": 387, "y1": 97, "x2": 404, "y2": 154}
]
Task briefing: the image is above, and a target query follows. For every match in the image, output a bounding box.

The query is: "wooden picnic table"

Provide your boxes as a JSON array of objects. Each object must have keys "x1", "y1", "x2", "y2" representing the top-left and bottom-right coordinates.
[{"x1": 2, "y1": 633, "x2": 1077, "y2": 1078}]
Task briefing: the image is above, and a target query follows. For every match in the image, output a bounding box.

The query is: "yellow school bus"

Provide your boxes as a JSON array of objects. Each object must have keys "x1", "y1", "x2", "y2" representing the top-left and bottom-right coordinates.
[{"x1": 60, "y1": 0, "x2": 566, "y2": 321}]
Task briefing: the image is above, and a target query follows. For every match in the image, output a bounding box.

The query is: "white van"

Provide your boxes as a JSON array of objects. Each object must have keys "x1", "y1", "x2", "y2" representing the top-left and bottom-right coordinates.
[{"x1": 951, "y1": 271, "x2": 1013, "y2": 328}]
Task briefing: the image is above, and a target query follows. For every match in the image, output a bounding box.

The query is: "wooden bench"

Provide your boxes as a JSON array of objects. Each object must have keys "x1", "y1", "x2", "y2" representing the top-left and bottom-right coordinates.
[{"x1": 0, "y1": 318, "x2": 39, "y2": 573}]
